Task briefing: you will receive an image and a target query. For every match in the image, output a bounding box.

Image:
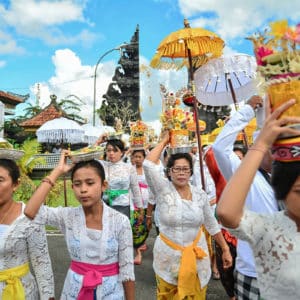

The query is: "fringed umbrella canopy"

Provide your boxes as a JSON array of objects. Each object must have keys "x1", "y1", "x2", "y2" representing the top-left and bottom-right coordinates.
[
  {"x1": 150, "y1": 19, "x2": 224, "y2": 70},
  {"x1": 195, "y1": 54, "x2": 258, "y2": 106},
  {"x1": 82, "y1": 124, "x2": 115, "y2": 145},
  {"x1": 37, "y1": 117, "x2": 84, "y2": 144}
]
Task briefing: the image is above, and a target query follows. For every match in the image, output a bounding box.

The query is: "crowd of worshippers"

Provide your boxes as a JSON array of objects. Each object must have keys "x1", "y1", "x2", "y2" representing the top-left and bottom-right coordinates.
[{"x1": 0, "y1": 95, "x2": 300, "y2": 300}]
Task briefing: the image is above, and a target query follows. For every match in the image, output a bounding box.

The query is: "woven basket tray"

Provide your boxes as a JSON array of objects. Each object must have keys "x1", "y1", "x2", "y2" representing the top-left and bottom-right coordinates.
[
  {"x1": 70, "y1": 150, "x2": 102, "y2": 163},
  {"x1": 0, "y1": 149, "x2": 25, "y2": 161},
  {"x1": 167, "y1": 146, "x2": 192, "y2": 155}
]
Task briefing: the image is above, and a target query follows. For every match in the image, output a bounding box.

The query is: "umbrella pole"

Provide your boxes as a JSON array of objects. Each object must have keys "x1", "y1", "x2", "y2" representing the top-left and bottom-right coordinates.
[
  {"x1": 63, "y1": 175, "x2": 68, "y2": 207},
  {"x1": 227, "y1": 75, "x2": 249, "y2": 148},
  {"x1": 187, "y1": 49, "x2": 206, "y2": 191}
]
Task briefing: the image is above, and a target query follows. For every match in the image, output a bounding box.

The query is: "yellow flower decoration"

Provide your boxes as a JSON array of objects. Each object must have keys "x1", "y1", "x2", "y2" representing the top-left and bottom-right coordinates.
[
  {"x1": 269, "y1": 19, "x2": 288, "y2": 39},
  {"x1": 216, "y1": 119, "x2": 225, "y2": 128},
  {"x1": 174, "y1": 123, "x2": 181, "y2": 130}
]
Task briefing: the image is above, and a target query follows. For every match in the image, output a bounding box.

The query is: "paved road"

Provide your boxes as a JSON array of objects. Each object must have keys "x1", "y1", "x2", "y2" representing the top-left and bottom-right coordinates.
[{"x1": 47, "y1": 229, "x2": 227, "y2": 299}]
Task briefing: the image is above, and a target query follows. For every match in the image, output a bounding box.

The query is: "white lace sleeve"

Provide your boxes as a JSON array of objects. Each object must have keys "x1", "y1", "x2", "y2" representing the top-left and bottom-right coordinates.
[
  {"x1": 33, "y1": 205, "x2": 69, "y2": 233},
  {"x1": 129, "y1": 166, "x2": 143, "y2": 208},
  {"x1": 117, "y1": 215, "x2": 135, "y2": 282},
  {"x1": 148, "y1": 189, "x2": 156, "y2": 205},
  {"x1": 143, "y1": 159, "x2": 168, "y2": 197},
  {"x1": 228, "y1": 210, "x2": 265, "y2": 244},
  {"x1": 27, "y1": 222, "x2": 55, "y2": 299},
  {"x1": 212, "y1": 105, "x2": 254, "y2": 180},
  {"x1": 200, "y1": 190, "x2": 220, "y2": 236}
]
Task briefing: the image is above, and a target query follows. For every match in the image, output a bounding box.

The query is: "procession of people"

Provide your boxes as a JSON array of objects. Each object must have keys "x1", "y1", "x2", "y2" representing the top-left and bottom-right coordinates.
[{"x1": 1, "y1": 18, "x2": 300, "y2": 300}]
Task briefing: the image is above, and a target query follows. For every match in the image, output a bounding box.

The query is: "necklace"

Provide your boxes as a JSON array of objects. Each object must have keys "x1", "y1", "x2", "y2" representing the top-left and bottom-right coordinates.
[{"x1": 0, "y1": 201, "x2": 15, "y2": 224}]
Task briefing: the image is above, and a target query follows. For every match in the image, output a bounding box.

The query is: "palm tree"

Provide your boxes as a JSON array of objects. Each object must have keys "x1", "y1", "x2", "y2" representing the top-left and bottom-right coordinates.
[
  {"x1": 23, "y1": 103, "x2": 43, "y2": 119},
  {"x1": 58, "y1": 94, "x2": 86, "y2": 123}
]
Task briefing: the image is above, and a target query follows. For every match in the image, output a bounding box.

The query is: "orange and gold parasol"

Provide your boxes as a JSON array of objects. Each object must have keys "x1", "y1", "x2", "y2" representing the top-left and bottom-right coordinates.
[
  {"x1": 151, "y1": 19, "x2": 224, "y2": 190},
  {"x1": 150, "y1": 19, "x2": 224, "y2": 70}
]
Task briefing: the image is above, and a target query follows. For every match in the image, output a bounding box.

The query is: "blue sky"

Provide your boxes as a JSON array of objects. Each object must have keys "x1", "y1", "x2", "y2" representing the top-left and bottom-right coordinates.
[{"x1": 1, "y1": 0, "x2": 300, "y2": 128}]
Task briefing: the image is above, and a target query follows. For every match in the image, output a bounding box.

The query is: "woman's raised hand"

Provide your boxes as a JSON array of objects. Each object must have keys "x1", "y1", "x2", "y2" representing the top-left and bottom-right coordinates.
[
  {"x1": 95, "y1": 133, "x2": 108, "y2": 146},
  {"x1": 254, "y1": 99, "x2": 300, "y2": 150},
  {"x1": 160, "y1": 130, "x2": 170, "y2": 146},
  {"x1": 54, "y1": 150, "x2": 75, "y2": 176}
]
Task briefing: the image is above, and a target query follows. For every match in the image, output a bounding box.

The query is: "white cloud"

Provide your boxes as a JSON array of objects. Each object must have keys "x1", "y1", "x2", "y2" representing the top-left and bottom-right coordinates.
[
  {"x1": 0, "y1": 30, "x2": 25, "y2": 54},
  {"x1": 179, "y1": 0, "x2": 300, "y2": 41},
  {"x1": 24, "y1": 49, "x2": 117, "y2": 124},
  {"x1": 140, "y1": 56, "x2": 188, "y2": 122},
  {"x1": 22, "y1": 52, "x2": 188, "y2": 127},
  {"x1": 0, "y1": 0, "x2": 97, "y2": 46},
  {"x1": 32, "y1": 28, "x2": 99, "y2": 47},
  {"x1": 3, "y1": 0, "x2": 85, "y2": 27},
  {"x1": 223, "y1": 45, "x2": 238, "y2": 56}
]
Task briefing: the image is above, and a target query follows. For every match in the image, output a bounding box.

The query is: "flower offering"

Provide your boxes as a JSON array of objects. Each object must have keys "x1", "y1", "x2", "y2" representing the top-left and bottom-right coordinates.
[
  {"x1": 248, "y1": 19, "x2": 300, "y2": 119},
  {"x1": 160, "y1": 93, "x2": 194, "y2": 149},
  {"x1": 129, "y1": 120, "x2": 148, "y2": 148}
]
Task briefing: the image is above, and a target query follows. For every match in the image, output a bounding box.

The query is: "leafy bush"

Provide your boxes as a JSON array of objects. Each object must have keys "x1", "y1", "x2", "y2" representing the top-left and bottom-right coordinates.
[
  {"x1": 14, "y1": 174, "x2": 36, "y2": 202},
  {"x1": 15, "y1": 176, "x2": 68, "y2": 206}
]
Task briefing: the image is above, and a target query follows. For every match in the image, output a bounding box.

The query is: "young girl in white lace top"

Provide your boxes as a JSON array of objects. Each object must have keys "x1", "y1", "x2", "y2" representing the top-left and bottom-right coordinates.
[
  {"x1": 217, "y1": 99, "x2": 300, "y2": 300},
  {"x1": 0, "y1": 158, "x2": 55, "y2": 300},
  {"x1": 25, "y1": 154, "x2": 135, "y2": 300}
]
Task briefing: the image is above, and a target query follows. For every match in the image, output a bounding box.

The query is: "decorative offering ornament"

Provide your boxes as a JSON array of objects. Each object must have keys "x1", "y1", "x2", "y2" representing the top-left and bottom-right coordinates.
[
  {"x1": 160, "y1": 91, "x2": 205, "y2": 153},
  {"x1": 129, "y1": 120, "x2": 148, "y2": 149},
  {"x1": 247, "y1": 19, "x2": 300, "y2": 121},
  {"x1": 107, "y1": 117, "x2": 124, "y2": 140}
]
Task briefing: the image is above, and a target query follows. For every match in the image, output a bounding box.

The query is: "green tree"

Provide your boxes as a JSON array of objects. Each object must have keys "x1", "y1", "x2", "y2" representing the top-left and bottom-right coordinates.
[
  {"x1": 23, "y1": 103, "x2": 42, "y2": 119},
  {"x1": 2, "y1": 118, "x2": 35, "y2": 146},
  {"x1": 97, "y1": 101, "x2": 138, "y2": 133},
  {"x1": 58, "y1": 94, "x2": 86, "y2": 123},
  {"x1": 14, "y1": 139, "x2": 63, "y2": 205}
]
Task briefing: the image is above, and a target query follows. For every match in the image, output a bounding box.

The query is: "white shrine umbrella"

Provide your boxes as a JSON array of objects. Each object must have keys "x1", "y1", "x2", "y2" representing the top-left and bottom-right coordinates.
[
  {"x1": 37, "y1": 117, "x2": 84, "y2": 144},
  {"x1": 82, "y1": 124, "x2": 103, "y2": 145},
  {"x1": 194, "y1": 54, "x2": 258, "y2": 107},
  {"x1": 82, "y1": 124, "x2": 116, "y2": 145}
]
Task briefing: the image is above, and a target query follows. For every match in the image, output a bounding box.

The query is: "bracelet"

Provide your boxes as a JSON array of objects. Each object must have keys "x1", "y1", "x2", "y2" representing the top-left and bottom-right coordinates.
[
  {"x1": 146, "y1": 215, "x2": 152, "y2": 218},
  {"x1": 248, "y1": 146, "x2": 268, "y2": 154},
  {"x1": 41, "y1": 177, "x2": 55, "y2": 187}
]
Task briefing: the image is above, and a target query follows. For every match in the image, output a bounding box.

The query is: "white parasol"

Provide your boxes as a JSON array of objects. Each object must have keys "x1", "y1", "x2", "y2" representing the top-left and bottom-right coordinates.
[
  {"x1": 82, "y1": 124, "x2": 116, "y2": 145},
  {"x1": 37, "y1": 117, "x2": 84, "y2": 144},
  {"x1": 82, "y1": 124, "x2": 104, "y2": 145},
  {"x1": 194, "y1": 54, "x2": 257, "y2": 107}
]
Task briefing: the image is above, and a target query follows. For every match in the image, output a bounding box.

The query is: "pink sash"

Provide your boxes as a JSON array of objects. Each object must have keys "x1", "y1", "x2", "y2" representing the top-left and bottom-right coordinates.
[
  {"x1": 138, "y1": 182, "x2": 148, "y2": 189},
  {"x1": 70, "y1": 260, "x2": 119, "y2": 300}
]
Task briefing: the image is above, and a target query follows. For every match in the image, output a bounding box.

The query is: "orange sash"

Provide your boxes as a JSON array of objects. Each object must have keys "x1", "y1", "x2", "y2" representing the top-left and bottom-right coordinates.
[{"x1": 159, "y1": 227, "x2": 207, "y2": 300}]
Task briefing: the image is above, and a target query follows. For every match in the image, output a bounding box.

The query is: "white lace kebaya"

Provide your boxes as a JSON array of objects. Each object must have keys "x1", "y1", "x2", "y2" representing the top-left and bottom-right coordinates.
[
  {"x1": 101, "y1": 160, "x2": 143, "y2": 208},
  {"x1": 229, "y1": 210, "x2": 300, "y2": 300},
  {"x1": 143, "y1": 159, "x2": 220, "y2": 288},
  {"x1": 0, "y1": 203, "x2": 55, "y2": 300},
  {"x1": 33, "y1": 202, "x2": 134, "y2": 299}
]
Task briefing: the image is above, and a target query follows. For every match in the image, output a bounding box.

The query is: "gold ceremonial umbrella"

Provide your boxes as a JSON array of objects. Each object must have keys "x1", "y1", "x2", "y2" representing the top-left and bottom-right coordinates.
[
  {"x1": 151, "y1": 19, "x2": 224, "y2": 190},
  {"x1": 150, "y1": 19, "x2": 224, "y2": 70}
]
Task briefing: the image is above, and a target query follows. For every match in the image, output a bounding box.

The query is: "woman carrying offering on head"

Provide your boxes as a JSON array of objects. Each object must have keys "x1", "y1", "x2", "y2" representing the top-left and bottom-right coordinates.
[
  {"x1": 217, "y1": 99, "x2": 300, "y2": 299},
  {"x1": 24, "y1": 154, "x2": 135, "y2": 300},
  {"x1": 96, "y1": 136, "x2": 144, "y2": 222},
  {"x1": 143, "y1": 131, "x2": 232, "y2": 300}
]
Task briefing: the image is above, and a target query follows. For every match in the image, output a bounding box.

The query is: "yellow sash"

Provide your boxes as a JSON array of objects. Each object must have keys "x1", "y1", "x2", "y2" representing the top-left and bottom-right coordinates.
[
  {"x1": 159, "y1": 227, "x2": 207, "y2": 300},
  {"x1": 0, "y1": 262, "x2": 30, "y2": 300}
]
